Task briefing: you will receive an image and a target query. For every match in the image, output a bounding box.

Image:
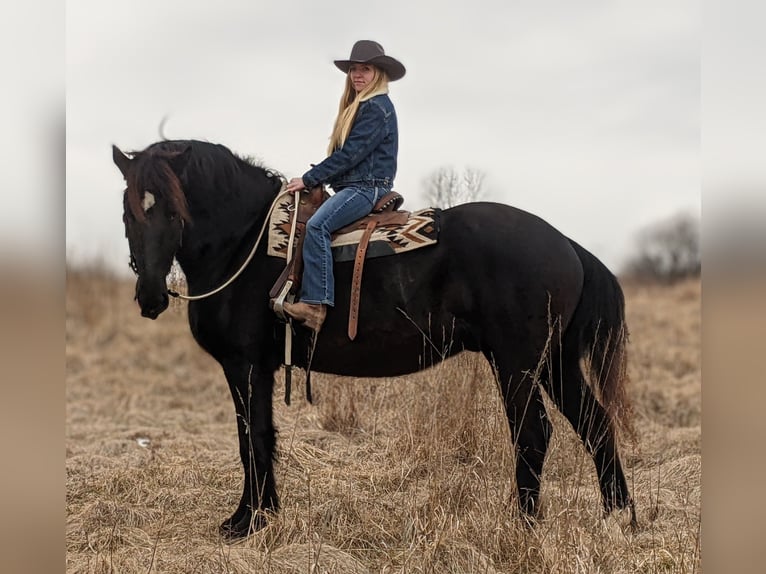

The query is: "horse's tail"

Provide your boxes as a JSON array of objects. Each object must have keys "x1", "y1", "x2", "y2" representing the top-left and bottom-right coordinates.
[{"x1": 566, "y1": 239, "x2": 633, "y2": 438}]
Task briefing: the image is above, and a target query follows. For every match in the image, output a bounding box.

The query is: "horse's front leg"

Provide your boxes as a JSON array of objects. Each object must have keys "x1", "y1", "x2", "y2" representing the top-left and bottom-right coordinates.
[{"x1": 219, "y1": 362, "x2": 278, "y2": 539}]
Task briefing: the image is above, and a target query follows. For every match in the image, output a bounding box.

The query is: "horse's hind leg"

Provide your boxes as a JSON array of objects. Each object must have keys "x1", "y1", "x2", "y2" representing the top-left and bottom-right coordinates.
[
  {"x1": 485, "y1": 350, "x2": 552, "y2": 521},
  {"x1": 541, "y1": 346, "x2": 635, "y2": 525}
]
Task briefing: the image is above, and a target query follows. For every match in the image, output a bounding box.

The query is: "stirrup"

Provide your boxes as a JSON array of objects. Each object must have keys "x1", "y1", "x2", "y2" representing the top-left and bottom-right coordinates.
[{"x1": 270, "y1": 279, "x2": 295, "y2": 321}]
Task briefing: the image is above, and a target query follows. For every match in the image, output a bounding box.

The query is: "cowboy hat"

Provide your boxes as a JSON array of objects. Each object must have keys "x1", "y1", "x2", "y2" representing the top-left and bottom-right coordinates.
[{"x1": 334, "y1": 40, "x2": 406, "y2": 82}]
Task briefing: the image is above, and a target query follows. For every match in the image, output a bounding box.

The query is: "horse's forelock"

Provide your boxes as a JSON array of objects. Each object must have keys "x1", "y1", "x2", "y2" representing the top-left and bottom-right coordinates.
[
  {"x1": 125, "y1": 148, "x2": 191, "y2": 223},
  {"x1": 157, "y1": 159, "x2": 191, "y2": 222}
]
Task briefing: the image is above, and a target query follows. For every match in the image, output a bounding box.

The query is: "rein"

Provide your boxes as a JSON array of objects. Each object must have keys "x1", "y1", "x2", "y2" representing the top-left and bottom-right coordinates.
[{"x1": 168, "y1": 182, "x2": 289, "y2": 301}]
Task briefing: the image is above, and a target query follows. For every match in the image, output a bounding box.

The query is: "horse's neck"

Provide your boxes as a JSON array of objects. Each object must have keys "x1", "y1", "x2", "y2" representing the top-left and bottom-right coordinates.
[{"x1": 176, "y1": 181, "x2": 276, "y2": 289}]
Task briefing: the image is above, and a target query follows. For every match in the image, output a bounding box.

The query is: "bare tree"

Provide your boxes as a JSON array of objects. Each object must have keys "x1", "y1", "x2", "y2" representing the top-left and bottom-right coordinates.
[
  {"x1": 462, "y1": 167, "x2": 486, "y2": 204},
  {"x1": 622, "y1": 212, "x2": 701, "y2": 283},
  {"x1": 424, "y1": 166, "x2": 487, "y2": 208}
]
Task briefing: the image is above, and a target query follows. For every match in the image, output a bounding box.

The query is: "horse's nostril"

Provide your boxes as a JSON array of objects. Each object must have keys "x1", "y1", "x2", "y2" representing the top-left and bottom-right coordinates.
[
  {"x1": 140, "y1": 307, "x2": 159, "y2": 319},
  {"x1": 136, "y1": 283, "x2": 169, "y2": 320}
]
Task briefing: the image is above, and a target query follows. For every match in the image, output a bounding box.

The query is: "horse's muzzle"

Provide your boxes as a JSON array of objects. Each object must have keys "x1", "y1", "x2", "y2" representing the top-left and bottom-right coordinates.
[{"x1": 135, "y1": 279, "x2": 169, "y2": 320}]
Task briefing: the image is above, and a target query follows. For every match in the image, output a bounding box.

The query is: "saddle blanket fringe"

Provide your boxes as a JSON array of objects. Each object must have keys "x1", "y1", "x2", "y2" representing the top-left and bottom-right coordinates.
[{"x1": 267, "y1": 194, "x2": 440, "y2": 263}]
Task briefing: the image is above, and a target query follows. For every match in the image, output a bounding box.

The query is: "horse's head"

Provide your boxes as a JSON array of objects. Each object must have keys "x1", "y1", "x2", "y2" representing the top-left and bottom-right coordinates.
[{"x1": 113, "y1": 143, "x2": 192, "y2": 319}]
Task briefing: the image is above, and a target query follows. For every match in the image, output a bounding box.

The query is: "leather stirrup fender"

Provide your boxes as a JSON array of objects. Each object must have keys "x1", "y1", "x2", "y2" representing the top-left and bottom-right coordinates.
[{"x1": 348, "y1": 219, "x2": 378, "y2": 340}]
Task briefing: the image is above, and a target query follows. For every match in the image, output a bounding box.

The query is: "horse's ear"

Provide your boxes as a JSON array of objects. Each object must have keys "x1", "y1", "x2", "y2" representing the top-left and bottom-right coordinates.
[
  {"x1": 168, "y1": 145, "x2": 192, "y2": 175},
  {"x1": 112, "y1": 145, "x2": 132, "y2": 179}
]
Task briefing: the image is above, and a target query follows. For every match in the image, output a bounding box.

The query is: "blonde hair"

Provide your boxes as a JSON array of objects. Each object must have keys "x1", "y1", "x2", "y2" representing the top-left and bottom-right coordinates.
[{"x1": 327, "y1": 67, "x2": 390, "y2": 155}]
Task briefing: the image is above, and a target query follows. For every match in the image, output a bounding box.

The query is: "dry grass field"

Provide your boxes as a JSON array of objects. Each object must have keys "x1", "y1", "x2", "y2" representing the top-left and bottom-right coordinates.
[{"x1": 66, "y1": 267, "x2": 700, "y2": 573}]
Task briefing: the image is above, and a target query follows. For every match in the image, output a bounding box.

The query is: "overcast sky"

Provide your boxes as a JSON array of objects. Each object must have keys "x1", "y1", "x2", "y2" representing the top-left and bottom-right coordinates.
[{"x1": 65, "y1": 0, "x2": 699, "y2": 274}]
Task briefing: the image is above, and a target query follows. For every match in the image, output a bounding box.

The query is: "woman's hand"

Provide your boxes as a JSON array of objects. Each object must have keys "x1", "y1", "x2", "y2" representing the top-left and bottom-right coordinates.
[{"x1": 286, "y1": 177, "x2": 306, "y2": 193}]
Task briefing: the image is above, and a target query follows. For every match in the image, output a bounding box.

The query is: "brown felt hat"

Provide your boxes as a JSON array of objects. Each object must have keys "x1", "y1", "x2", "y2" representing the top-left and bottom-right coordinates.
[{"x1": 334, "y1": 40, "x2": 406, "y2": 82}]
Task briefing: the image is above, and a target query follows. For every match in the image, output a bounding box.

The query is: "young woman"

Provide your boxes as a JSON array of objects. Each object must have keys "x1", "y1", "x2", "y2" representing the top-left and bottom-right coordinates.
[{"x1": 283, "y1": 40, "x2": 406, "y2": 332}]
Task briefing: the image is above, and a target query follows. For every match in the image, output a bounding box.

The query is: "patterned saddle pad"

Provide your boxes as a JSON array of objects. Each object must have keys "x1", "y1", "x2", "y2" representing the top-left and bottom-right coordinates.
[{"x1": 267, "y1": 193, "x2": 441, "y2": 263}]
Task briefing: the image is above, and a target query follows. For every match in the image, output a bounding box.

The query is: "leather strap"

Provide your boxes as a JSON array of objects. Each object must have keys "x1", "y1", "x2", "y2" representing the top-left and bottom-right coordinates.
[
  {"x1": 269, "y1": 260, "x2": 294, "y2": 299},
  {"x1": 348, "y1": 219, "x2": 378, "y2": 340},
  {"x1": 287, "y1": 224, "x2": 306, "y2": 285}
]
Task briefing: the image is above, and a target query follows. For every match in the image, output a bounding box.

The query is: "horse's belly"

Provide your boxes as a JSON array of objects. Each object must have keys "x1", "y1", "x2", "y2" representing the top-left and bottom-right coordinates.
[{"x1": 309, "y1": 331, "x2": 468, "y2": 378}]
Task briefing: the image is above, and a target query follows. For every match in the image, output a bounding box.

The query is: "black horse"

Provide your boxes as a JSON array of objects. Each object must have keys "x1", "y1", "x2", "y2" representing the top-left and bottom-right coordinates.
[{"x1": 113, "y1": 139, "x2": 636, "y2": 539}]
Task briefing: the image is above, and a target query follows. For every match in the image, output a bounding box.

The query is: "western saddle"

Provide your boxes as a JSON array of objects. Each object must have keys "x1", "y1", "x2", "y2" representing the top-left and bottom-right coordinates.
[{"x1": 270, "y1": 186, "x2": 408, "y2": 340}]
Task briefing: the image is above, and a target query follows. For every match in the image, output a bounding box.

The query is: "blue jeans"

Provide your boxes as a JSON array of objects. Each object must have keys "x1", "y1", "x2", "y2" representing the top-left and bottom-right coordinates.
[{"x1": 300, "y1": 185, "x2": 385, "y2": 306}]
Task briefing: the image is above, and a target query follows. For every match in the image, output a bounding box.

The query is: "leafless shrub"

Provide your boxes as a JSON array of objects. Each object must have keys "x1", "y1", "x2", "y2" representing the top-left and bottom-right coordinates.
[
  {"x1": 423, "y1": 166, "x2": 487, "y2": 208},
  {"x1": 622, "y1": 212, "x2": 700, "y2": 283}
]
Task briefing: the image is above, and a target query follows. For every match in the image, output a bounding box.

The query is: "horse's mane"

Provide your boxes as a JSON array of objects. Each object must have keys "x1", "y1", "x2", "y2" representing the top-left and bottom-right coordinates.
[{"x1": 124, "y1": 140, "x2": 281, "y2": 223}]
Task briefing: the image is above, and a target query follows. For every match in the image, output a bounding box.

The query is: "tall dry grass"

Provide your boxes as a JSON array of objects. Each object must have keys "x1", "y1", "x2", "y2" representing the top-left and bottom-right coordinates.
[{"x1": 66, "y1": 267, "x2": 700, "y2": 573}]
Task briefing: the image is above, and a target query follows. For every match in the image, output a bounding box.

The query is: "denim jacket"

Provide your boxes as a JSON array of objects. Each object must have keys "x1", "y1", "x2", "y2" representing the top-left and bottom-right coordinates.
[{"x1": 302, "y1": 94, "x2": 398, "y2": 190}]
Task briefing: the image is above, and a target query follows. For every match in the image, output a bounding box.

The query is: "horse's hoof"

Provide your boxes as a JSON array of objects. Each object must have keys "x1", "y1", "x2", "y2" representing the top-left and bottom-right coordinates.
[
  {"x1": 219, "y1": 513, "x2": 267, "y2": 541},
  {"x1": 219, "y1": 520, "x2": 249, "y2": 541},
  {"x1": 604, "y1": 503, "x2": 639, "y2": 532}
]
